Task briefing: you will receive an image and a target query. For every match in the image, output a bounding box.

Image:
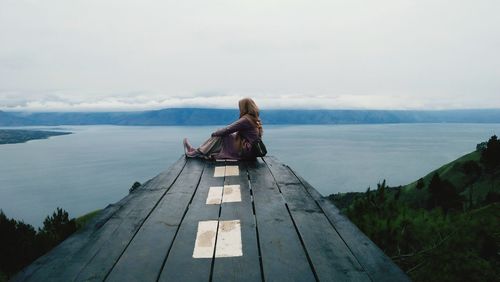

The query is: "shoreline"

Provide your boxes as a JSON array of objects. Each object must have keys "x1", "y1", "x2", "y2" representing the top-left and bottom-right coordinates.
[{"x1": 0, "y1": 129, "x2": 72, "y2": 145}]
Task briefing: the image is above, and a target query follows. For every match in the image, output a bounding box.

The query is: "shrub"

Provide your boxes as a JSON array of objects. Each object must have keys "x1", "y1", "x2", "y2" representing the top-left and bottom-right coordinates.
[
  {"x1": 0, "y1": 208, "x2": 77, "y2": 279},
  {"x1": 481, "y1": 135, "x2": 500, "y2": 169}
]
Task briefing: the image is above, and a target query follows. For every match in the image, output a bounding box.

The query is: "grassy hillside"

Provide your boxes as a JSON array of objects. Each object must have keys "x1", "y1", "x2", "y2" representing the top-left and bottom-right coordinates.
[
  {"x1": 400, "y1": 150, "x2": 499, "y2": 209},
  {"x1": 329, "y1": 135, "x2": 500, "y2": 281},
  {"x1": 404, "y1": 150, "x2": 480, "y2": 191},
  {"x1": 75, "y1": 209, "x2": 101, "y2": 229}
]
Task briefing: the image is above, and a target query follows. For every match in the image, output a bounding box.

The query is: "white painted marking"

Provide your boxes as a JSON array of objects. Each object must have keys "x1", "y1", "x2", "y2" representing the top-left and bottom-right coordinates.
[
  {"x1": 192, "y1": 220, "x2": 218, "y2": 258},
  {"x1": 215, "y1": 220, "x2": 243, "y2": 257},
  {"x1": 214, "y1": 165, "x2": 239, "y2": 177},
  {"x1": 225, "y1": 165, "x2": 239, "y2": 176},
  {"x1": 222, "y1": 185, "x2": 241, "y2": 203},
  {"x1": 213, "y1": 166, "x2": 225, "y2": 177},
  {"x1": 206, "y1": 186, "x2": 223, "y2": 205}
]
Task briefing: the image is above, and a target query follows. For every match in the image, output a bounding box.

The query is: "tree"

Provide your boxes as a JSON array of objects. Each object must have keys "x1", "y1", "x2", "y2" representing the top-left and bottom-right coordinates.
[
  {"x1": 461, "y1": 160, "x2": 482, "y2": 209},
  {"x1": 481, "y1": 135, "x2": 500, "y2": 169},
  {"x1": 376, "y1": 180, "x2": 386, "y2": 204},
  {"x1": 0, "y1": 208, "x2": 78, "y2": 279},
  {"x1": 427, "y1": 173, "x2": 462, "y2": 212},
  {"x1": 38, "y1": 208, "x2": 77, "y2": 250},
  {"x1": 476, "y1": 141, "x2": 487, "y2": 152},
  {"x1": 416, "y1": 178, "x2": 425, "y2": 190},
  {"x1": 427, "y1": 173, "x2": 442, "y2": 209},
  {"x1": 483, "y1": 191, "x2": 500, "y2": 204},
  {"x1": 0, "y1": 211, "x2": 38, "y2": 277},
  {"x1": 462, "y1": 160, "x2": 481, "y2": 176}
]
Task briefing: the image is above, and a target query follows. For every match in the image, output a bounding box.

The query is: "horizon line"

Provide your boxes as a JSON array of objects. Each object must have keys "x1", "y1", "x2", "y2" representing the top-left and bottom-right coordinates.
[{"x1": 2, "y1": 107, "x2": 500, "y2": 113}]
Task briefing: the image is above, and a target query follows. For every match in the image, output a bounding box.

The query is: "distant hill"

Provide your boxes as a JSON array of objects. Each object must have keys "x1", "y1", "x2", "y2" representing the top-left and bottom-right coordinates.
[
  {"x1": 0, "y1": 110, "x2": 33, "y2": 126},
  {"x1": 1, "y1": 108, "x2": 500, "y2": 126}
]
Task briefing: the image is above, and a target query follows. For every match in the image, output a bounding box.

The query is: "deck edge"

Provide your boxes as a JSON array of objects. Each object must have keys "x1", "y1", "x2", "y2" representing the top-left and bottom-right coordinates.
[{"x1": 279, "y1": 158, "x2": 411, "y2": 282}]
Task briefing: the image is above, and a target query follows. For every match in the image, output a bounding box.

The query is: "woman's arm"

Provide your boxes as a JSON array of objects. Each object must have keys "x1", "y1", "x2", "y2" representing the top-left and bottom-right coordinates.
[{"x1": 211, "y1": 117, "x2": 249, "y2": 137}]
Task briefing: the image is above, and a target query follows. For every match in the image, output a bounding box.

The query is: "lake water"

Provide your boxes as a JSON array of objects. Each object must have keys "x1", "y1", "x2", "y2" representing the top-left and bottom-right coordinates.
[{"x1": 1, "y1": 124, "x2": 499, "y2": 227}]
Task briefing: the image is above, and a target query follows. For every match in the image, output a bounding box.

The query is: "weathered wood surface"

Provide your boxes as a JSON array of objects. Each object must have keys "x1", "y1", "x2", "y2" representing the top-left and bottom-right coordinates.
[
  {"x1": 13, "y1": 156, "x2": 409, "y2": 282},
  {"x1": 211, "y1": 163, "x2": 262, "y2": 282}
]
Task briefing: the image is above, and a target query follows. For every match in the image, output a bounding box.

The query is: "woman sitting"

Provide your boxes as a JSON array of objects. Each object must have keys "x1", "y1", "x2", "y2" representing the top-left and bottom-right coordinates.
[{"x1": 183, "y1": 98, "x2": 263, "y2": 160}]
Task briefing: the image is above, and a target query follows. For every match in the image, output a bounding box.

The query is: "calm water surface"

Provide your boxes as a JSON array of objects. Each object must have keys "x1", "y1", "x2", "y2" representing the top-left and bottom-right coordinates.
[{"x1": 1, "y1": 124, "x2": 499, "y2": 227}]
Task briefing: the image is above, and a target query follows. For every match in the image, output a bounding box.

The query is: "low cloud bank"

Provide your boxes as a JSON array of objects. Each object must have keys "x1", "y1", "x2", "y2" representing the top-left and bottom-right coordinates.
[{"x1": 1, "y1": 92, "x2": 497, "y2": 112}]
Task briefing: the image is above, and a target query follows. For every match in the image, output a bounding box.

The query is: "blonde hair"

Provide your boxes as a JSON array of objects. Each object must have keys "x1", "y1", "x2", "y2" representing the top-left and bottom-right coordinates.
[{"x1": 239, "y1": 98, "x2": 263, "y2": 137}]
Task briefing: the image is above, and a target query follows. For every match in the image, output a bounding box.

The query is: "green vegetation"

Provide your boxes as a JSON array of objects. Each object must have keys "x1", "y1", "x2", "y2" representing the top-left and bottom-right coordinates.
[
  {"x1": 0, "y1": 208, "x2": 81, "y2": 280},
  {"x1": 0, "y1": 180, "x2": 140, "y2": 280},
  {"x1": 330, "y1": 135, "x2": 500, "y2": 281},
  {"x1": 129, "y1": 181, "x2": 142, "y2": 193},
  {"x1": 0, "y1": 129, "x2": 71, "y2": 145},
  {"x1": 75, "y1": 209, "x2": 102, "y2": 229}
]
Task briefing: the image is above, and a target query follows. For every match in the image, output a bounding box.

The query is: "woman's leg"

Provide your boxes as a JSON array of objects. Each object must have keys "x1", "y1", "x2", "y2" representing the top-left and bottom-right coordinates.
[
  {"x1": 184, "y1": 136, "x2": 223, "y2": 158},
  {"x1": 197, "y1": 136, "x2": 222, "y2": 156}
]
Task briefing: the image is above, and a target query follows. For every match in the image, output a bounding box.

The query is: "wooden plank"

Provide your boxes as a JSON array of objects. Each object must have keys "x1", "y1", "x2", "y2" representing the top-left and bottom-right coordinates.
[
  {"x1": 279, "y1": 158, "x2": 411, "y2": 282},
  {"x1": 12, "y1": 157, "x2": 187, "y2": 282},
  {"x1": 73, "y1": 158, "x2": 203, "y2": 281},
  {"x1": 104, "y1": 159, "x2": 206, "y2": 282},
  {"x1": 264, "y1": 157, "x2": 370, "y2": 281},
  {"x1": 247, "y1": 159, "x2": 316, "y2": 282},
  {"x1": 158, "y1": 161, "x2": 224, "y2": 281},
  {"x1": 211, "y1": 162, "x2": 262, "y2": 282},
  {"x1": 141, "y1": 158, "x2": 188, "y2": 191}
]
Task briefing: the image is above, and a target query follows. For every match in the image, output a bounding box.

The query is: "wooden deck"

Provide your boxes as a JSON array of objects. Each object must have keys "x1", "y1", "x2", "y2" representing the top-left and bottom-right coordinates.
[{"x1": 13, "y1": 157, "x2": 409, "y2": 282}]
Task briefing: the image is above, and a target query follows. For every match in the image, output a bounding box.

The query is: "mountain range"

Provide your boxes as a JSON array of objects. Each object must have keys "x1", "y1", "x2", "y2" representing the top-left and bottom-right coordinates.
[{"x1": 1, "y1": 108, "x2": 500, "y2": 126}]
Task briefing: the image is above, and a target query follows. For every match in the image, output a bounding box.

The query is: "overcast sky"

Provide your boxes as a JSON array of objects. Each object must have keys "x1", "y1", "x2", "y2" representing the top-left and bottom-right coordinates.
[{"x1": 0, "y1": 0, "x2": 499, "y2": 111}]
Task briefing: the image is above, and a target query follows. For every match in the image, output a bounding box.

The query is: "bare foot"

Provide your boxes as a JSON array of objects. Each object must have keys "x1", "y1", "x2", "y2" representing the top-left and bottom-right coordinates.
[
  {"x1": 186, "y1": 149, "x2": 203, "y2": 158},
  {"x1": 183, "y1": 138, "x2": 195, "y2": 152}
]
